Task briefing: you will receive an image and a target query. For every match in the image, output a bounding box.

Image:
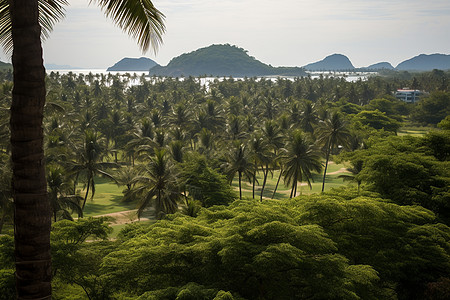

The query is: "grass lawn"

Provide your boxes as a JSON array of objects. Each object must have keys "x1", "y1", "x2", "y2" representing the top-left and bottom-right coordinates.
[
  {"x1": 77, "y1": 176, "x2": 135, "y2": 217},
  {"x1": 231, "y1": 162, "x2": 350, "y2": 200},
  {"x1": 69, "y1": 162, "x2": 349, "y2": 238},
  {"x1": 397, "y1": 126, "x2": 430, "y2": 137}
]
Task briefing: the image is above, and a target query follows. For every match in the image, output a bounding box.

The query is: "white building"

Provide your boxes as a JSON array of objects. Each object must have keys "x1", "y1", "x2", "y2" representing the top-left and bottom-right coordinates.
[{"x1": 395, "y1": 89, "x2": 422, "y2": 103}]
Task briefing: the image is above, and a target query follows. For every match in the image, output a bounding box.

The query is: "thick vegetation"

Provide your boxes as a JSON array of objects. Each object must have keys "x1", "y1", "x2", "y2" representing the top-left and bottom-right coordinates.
[{"x1": 0, "y1": 69, "x2": 449, "y2": 299}]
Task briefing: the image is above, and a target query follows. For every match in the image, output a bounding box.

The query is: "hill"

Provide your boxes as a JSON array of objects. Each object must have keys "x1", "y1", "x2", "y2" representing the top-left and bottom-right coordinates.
[
  {"x1": 0, "y1": 60, "x2": 12, "y2": 70},
  {"x1": 107, "y1": 57, "x2": 159, "y2": 71},
  {"x1": 149, "y1": 44, "x2": 307, "y2": 77},
  {"x1": 396, "y1": 54, "x2": 450, "y2": 71},
  {"x1": 303, "y1": 54, "x2": 354, "y2": 71},
  {"x1": 366, "y1": 62, "x2": 394, "y2": 70}
]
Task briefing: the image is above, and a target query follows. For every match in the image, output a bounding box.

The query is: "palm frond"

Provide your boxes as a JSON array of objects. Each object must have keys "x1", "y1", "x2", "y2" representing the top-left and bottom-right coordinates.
[
  {"x1": 0, "y1": 0, "x2": 68, "y2": 54},
  {"x1": 90, "y1": 0, "x2": 165, "y2": 53}
]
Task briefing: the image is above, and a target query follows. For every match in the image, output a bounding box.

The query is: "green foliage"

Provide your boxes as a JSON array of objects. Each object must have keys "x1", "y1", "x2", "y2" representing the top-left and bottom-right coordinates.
[
  {"x1": 282, "y1": 130, "x2": 322, "y2": 197},
  {"x1": 3, "y1": 62, "x2": 450, "y2": 300},
  {"x1": 102, "y1": 199, "x2": 384, "y2": 299},
  {"x1": 421, "y1": 129, "x2": 450, "y2": 161},
  {"x1": 412, "y1": 91, "x2": 450, "y2": 125},
  {"x1": 0, "y1": 235, "x2": 14, "y2": 269},
  {"x1": 130, "y1": 148, "x2": 183, "y2": 218},
  {"x1": 338, "y1": 134, "x2": 450, "y2": 224},
  {"x1": 352, "y1": 110, "x2": 401, "y2": 133},
  {"x1": 214, "y1": 290, "x2": 235, "y2": 300},
  {"x1": 438, "y1": 115, "x2": 450, "y2": 130},
  {"x1": 182, "y1": 154, "x2": 236, "y2": 207},
  {"x1": 366, "y1": 97, "x2": 408, "y2": 119},
  {"x1": 0, "y1": 234, "x2": 14, "y2": 299},
  {"x1": 51, "y1": 218, "x2": 114, "y2": 299},
  {"x1": 0, "y1": 269, "x2": 14, "y2": 300},
  {"x1": 293, "y1": 191, "x2": 450, "y2": 299}
]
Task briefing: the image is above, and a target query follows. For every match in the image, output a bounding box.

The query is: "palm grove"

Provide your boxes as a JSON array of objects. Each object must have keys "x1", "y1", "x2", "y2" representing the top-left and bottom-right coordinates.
[{"x1": 0, "y1": 1, "x2": 450, "y2": 299}]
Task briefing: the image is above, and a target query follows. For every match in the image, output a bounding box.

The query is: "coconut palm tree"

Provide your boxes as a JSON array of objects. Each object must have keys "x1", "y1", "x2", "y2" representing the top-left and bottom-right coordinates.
[
  {"x1": 249, "y1": 133, "x2": 272, "y2": 201},
  {"x1": 47, "y1": 165, "x2": 83, "y2": 222},
  {"x1": 282, "y1": 130, "x2": 322, "y2": 198},
  {"x1": 222, "y1": 141, "x2": 254, "y2": 200},
  {"x1": 260, "y1": 120, "x2": 285, "y2": 199},
  {"x1": 338, "y1": 160, "x2": 364, "y2": 193},
  {"x1": 316, "y1": 111, "x2": 351, "y2": 192},
  {"x1": 130, "y1": 149, "x2": 182, "y2": 219},
  {"x1": 70, "y1": 130, "x2": 117, "y2": 210},
  {"x1": 1, "y1": 1, "x2": 164, "y2": 297},
  {"x1": 299, "y1": 99, "x2": 317, "y2": 134}
]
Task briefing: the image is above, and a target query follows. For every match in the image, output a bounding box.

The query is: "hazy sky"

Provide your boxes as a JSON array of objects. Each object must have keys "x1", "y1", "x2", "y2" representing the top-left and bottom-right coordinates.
[{"x1": 1, "y1": 0, "x2": 449, "y2": 69}]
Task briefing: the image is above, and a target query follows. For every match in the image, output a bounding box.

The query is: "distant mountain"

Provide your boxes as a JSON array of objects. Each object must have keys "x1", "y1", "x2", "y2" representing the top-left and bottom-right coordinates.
[
  {"x1": 366, "y1": 62, "x2": 394, "y2": 70},
  {"x1": 149, "y1": 44, "x2": 307, "y2": 77},
  {"x1": 396, "y1": 54, "x2": 450, "y2": 71},
  {"x1": 107, "y1": 57, "x2": 158, "y2": 71},
  {"x1": 303, "y1": 54, "x2": 354, "y2": 71},
  {"x1": 0, "y1": 60, "x2": 12, "y2": 70}
]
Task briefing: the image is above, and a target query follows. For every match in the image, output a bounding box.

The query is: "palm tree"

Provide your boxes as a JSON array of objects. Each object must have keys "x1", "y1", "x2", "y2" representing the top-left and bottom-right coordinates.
[
  {"x1": 282, "y1": 131, "x2": 322, "y2": 198},
  {"x1": 249, "y1": 134, "x2": 272, "y2": 201},
  {"x1": 70, "y1": 130, "x2": 117, "y2": 210},
  {"x1": 222, "y1": 142, "x2": 254, "y2": 200},
  {"x1": 47, "y1": 165, "x2": 83, "y2": 222},
  {"x1": 260, "y1": 120, "x2": 285, "y2": 199},
  {"x1": 1, "y1": 1, "x2": 164, "y2": 297},
  {"x1": 299, "y1": 99, "x2": 317, "y2": 134},
  {"x1": 316, "y1": 111, "x2": 351, "y2": 192},
  {"x1": 113, "y1": 165, "x2": 139, "y2": 201},
  {"x1": 338, "y1": 160, "x2": 363, "y2": 193},
  {"x1": 169, "y1": 140, "x2": 185, "y2": 163},
  {"x1": 130, "y1": 149, "x2": 182, "y2": 219}
]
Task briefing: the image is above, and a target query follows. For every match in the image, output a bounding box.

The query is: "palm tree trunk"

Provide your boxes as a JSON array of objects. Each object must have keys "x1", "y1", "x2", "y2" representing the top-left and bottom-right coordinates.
[
  {"x1": 238, "y1": 171, "x2": 242, "y2": 200},
  {"x1": 271, "y1": 167, "x2": 283, "y2": 199},
  {"x1": 252, "y1": 163, "x2": 256, "y2": 199},
  {"x1": 82, "y1": 178, "x2": 91, "y2": 210},
  {"x1": 260, "y1": 163, "x2": 269, "y2": 202},
  {"x1": 10, "y1": 0, "x2": 52, "y2": 298},
  {"x1": 294, "y1": 180, "x2": 298, "y2": 198},
  {"x1": 321, "y1": 141, "x2": 331, "y2": 192},
  {"x1": 290, "y1": 173, "x2": 297, "y2": 198},
  {"x1": 0, "y1": 210, "x2": 6, "y2": 234}
]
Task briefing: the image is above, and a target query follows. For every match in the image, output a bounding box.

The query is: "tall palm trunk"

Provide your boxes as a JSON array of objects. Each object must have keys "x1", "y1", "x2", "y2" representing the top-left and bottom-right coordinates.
[
  {"x1": 10, "y1": 0, "x2": 52, "y2": 298},
  {"x1": 82, "y1": 176, "x2": 92, "y2": 210},
  {"x1": 0, "y1": 210, "x2": 6, "y2": 234},
  {"x1": 238, "y1": 171, "x2": 242, "y2": 200},
  {"x1": 260, "y1": 163, "x2": 269, "y2": 202},
  {"x1": 271, "y1": 167, "x2": 283, "y2": 199},
  {"x1": 252, "y1": 170, "x2": 256, "y2": 199},
  {"x1": 290, "y1": 180, "x2": 296, "y2": 198},
  {"x1": 321, "y1": 138, "x2": 331, "y2": 192}
]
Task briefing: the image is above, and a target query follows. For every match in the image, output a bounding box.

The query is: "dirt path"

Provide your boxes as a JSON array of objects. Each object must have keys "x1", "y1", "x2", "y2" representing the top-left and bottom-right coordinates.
[
  {"x1": 95, "y1": 209, "x2": 154, "y2": 225},
  {"x1": 327, "y1": 167, "x2": 348, "y2": 175}
]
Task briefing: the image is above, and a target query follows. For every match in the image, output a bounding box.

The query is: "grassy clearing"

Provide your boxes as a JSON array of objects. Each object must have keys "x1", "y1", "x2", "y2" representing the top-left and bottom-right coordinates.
[
  {"x1": 397, "y1": 126, "x2": 430, "y2": 137},
  {"x1": 70, "y1": 162, "x2": 349, "y2": 238},
  {"x1": 231, "y1": 162, "x2": 350, "y2": 199},
  {"x1": 77, "y1": 176, "x2": 135, "y2": 217}
]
